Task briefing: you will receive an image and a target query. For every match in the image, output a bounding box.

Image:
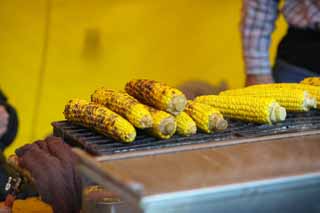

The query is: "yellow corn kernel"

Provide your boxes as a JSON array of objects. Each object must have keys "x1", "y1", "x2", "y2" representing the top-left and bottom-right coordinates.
[
  {"x1": 125, "y1": 79, "x2": 187, "y2": 115},
  {"x1": 248, "y1": 83, "x2": 320, "y2": 108},
  {"x1": 220, "y1": 88, "x2": 316, "y2": 112},
  {"x1": 184, "y1": 101, "x2": 228, "y2": 133},
  {"x1": 194, "y1": 95, "x2": 286, "y2": 124},
  {"x1": 64, "y1": 99, "x2": 136, "y2": 143},
  {"x1": 91, "y1": 88, "x2": 153, "y2": 129},
  {"x1": 301, "y1": 77, "x2": 320, "y2": 86},
  {"x1": 145, "y1": 106, "x2": 176, "y2": 139},
  {"x1": 175, "y1": 112, "x2": 197, "y2": 136}
]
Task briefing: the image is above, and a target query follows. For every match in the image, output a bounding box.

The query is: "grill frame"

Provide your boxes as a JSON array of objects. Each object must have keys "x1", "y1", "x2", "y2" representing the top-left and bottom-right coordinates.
[{"x1": 52, "y1": 110, "x2": 320, "y2": 157}]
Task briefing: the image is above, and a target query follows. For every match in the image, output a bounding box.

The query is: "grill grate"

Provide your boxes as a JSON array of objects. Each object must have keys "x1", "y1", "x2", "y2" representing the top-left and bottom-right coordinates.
[{"x1": 52, "y1": 110, "x2": 320, "y2": 156}]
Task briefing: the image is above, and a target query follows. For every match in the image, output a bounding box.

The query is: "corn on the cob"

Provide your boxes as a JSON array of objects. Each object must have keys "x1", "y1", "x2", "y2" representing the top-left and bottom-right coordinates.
[
  {"x1": 64, "y1": 99, "x2": 136, "y2": 143},
  {"x1": 301, "y1": 77, "x2": 320, "y2": 86},
  {"x1": 145, "y1": 106, "x2": 176, "y2": 139},
  {"x1": 91, "y1": 88, "x2": 153, "y2": 129},
  {"x1": 184, "y1": 101, "x2": 228, "y2": 133},
  {"x1": 194, "y1": 95, "x2": 286, "y2": 124},
  {"x1": 248, "y1": 83, "x2": 319, "y2": 108},
  {"x1": 220, "y1": 88, "x2": 315, "y2": 112},
  {"x1": 175, "y1": 112, "x2": 197, "y2": 136},
  {"x1": 125, "y1": 79, "x2": 187, "y2": 115}
]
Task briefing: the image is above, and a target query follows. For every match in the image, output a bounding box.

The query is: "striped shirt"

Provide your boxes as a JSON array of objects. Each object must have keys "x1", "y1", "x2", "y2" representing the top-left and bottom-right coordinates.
[{"x1": 241, "y1": 0, "x2": 320, "y2": 75}]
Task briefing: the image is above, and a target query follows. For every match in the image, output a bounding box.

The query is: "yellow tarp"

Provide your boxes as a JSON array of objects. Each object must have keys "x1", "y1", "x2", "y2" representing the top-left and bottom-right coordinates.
[{"x1": 0, "y1": 0, "x2": 287, "y2": 155}]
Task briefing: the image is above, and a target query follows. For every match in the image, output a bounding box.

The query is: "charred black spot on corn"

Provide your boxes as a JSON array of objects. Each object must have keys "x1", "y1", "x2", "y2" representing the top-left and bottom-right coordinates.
[
  {"x1": 64, "y1": 99, "x2": 136, "y2": 143},
  {"x1": 91, "y1": 88, "x2": 153, "y2": 129},
  {"x1": 125, "y1": 79, "x2": 187, "y2": 115}
]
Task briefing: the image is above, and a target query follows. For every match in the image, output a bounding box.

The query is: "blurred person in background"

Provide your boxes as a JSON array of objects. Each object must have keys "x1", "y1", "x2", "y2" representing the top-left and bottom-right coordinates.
[
  {"x1": 242, "y1": 0, "x2": 320, "y2": 86},
  {"x1": 0, "y1": 90, "x2": 81, "y2": 213},
  {"x1": 0, "y1": 90, "x2": 18, "y2": 202},
  {"x1": 0, "y1": 91, "x2": 18, "y2": 152}
]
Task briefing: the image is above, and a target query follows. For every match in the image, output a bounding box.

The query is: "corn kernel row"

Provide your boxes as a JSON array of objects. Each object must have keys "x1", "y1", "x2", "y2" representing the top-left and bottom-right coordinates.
[{"x1": 195, "y1": 95, "x2": 286, "y2": 124}]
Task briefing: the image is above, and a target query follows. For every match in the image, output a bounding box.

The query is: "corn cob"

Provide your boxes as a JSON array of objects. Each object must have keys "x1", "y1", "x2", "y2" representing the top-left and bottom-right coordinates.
[
  {"x1": 64, "y1": 99, "x2": 136, "y2": 143},
  {"x1": 248, "y1": 83, "x2": 319, "y2": 108},
  {"x1": 301, "y1": 77, "x2": 320, "y2": 86},
  {"x1": 184, "y1": 101, "x2": 228, "y2": 133},
  {"x1": 125, "y1": 79, "x2": 187, "y2": 115},
  {"x1": 270, "y1": 102, "x2": 286, "y2": 123},
  {"x1": 194, "y1": 95, "x2": 286, "y2": 124},
  {"x1": 91, "y1": 88, "x2": 153, "y2": 129},
  {"x1": 175, "y1": 112, "x2": 197, "y2": 136},
  {"x1": 145, "y1": 106, "x2": 176, "y2": 139},
  {"x1": 220, "y1": 88, "x2": 315, "y2": 112}
]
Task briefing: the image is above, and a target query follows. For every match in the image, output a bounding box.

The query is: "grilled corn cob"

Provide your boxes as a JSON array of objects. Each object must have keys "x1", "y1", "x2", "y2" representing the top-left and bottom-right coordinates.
[
  {"x1": 145, "y1": 106, "x2": 176, "y2": 139},
  {"x1": 64, "y1": 99, "x2": 136, "y2": 143},
  {"x1": 91, "y1": 88, "x2": 153, "y2": 129},
  {"x1": 175, "y1": 112, "x2": 197, "y2": 136},
  {"x1": 301, "y1": 77, "x2": 320, "y2": 86},
  {"x1": 194, "y1": 95, "x2": 286, "y2": 124},
  {"x1": 125, "y1": 79, "x2": 187, "y2": 115},
  {"x1": 184, "y1": 101, "x2": 228, "y2": 133},
  {"x1": 248, "y1": 83, "x2": 319, "y2": 108},
  {"x1": 220, "y1": 88, "x2": 315, "y2": 112}
]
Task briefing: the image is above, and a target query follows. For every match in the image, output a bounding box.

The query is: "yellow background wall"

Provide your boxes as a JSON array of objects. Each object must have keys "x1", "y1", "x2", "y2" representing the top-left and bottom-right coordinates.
[{"x1": 1, "y1": 0, "x2": 287, "y2": 155}]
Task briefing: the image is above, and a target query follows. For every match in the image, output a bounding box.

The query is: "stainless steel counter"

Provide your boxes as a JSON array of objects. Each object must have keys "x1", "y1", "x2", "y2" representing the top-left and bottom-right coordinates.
[{"x1": 75, "y1": 133, "x2": 320, "y2": 213}]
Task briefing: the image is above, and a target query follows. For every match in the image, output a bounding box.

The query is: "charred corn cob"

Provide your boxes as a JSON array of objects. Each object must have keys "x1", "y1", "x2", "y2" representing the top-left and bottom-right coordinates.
[
  {"x1": 91, "y1": 88, "x2": 153, "y2": 129},
  {"x1": 184, "y1": 101, "x2": 228, "y2": 133},
  {"x1": 145, "y1": 106, "x2": 176, "y2": 139},
  {"x1": 64, "y1": 99, "x2": 136, "y2": 143},
  {"x1": 125, "y1": 79, "x2": 187, "y2": 115},
  {"x1": 175, "y1": 112, "x2": 197, "y2": 136},
  {"x1": 220, "y1": 88, "x2": 315, "y2": 112},
  {"x1": 248, "y1": 83, "x2": 319, "y2": 108},
  {"x1": 301, "y1": 77, "x2": 320, "y2": 86},
  {"x1": 194, "y1": 95, "x2": 286, "y2": 124}
]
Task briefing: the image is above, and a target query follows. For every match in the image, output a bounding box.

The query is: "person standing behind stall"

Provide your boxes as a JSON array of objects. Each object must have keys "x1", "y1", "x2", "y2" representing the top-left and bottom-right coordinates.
[{"x1": 241, "y1": 0, "x2": 320, "y2": 86}]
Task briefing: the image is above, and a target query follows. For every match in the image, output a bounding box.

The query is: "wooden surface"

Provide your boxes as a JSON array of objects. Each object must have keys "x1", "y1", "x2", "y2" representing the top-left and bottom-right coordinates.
[{"x1": 98, "y1": 134, "x2": 320, "y2": 196}]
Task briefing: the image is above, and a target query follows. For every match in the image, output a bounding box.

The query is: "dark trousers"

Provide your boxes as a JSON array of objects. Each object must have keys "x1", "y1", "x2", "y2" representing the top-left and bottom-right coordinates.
[
  {"x1": 273, "y1": 27, "x2": 320, "y2": 83},
  {"x1": 273, "y1": 59, "x2": 320, "y2": 83}
]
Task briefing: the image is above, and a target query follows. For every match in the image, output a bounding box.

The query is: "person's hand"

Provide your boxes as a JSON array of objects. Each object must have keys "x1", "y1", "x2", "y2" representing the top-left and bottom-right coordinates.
[
  {"x1": 0, "y1": 106, "x2": 9, "y2": 138},
  {"x1": 15, "y1": 137, "x2": 82, "y2": 213},
  {"x1": 178, "y1": 81, "x2": 229, "y2": 99},
  {"x1": 245, "y1": 74, "x2": 274, "y2": 86}
]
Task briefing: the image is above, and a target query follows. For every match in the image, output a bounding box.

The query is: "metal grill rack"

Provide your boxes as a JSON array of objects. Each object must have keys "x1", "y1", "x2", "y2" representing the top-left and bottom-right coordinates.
[{"x1": 52, "y1": 110, "x2": 320, "y2": 156}]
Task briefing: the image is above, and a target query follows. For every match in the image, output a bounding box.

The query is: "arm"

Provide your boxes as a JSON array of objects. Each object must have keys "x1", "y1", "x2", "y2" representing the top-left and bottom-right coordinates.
[
  {"x1": 241, "y1": 0, "x2": 280, "y2": 85},
  {"x1": 16, "y1": 137, "x2": 82, "y2": 213}
]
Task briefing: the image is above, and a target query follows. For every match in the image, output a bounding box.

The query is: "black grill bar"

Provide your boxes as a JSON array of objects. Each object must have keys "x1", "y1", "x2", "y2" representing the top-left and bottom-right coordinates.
[{"x1": 52, "y1": 110, "x2": 320, "y2": 156}]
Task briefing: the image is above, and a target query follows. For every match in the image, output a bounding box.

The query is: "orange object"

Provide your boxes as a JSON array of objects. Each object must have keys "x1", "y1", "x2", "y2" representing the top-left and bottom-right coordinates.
[
  {"x1": 12, "y1": 198, "x2": 53, "y2": 213},
  {"x1": 1, "y1": 197, "x2": 52, "y2": 213}
]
